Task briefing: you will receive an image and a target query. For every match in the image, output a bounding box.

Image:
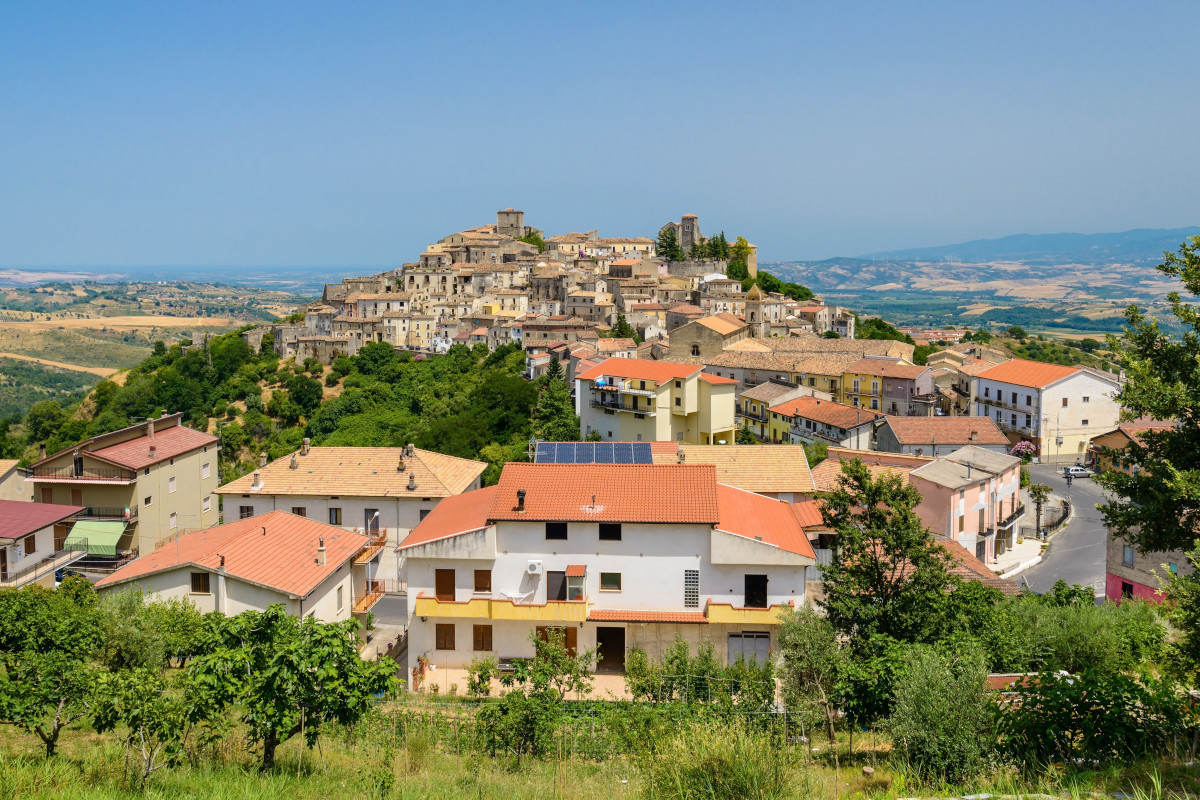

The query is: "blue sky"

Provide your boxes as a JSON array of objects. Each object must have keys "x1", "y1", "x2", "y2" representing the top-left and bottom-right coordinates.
[{"x1": 1, "y1": 1, "x2": 1197, "y2": 267}]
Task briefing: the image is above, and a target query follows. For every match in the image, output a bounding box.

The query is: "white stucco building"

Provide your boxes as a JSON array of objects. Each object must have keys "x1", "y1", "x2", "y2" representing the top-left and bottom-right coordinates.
[
  {"x1": 216, "y1": 442, "x2": 486, "y2": 584},
  {"x1": 398, "y1": 462, "x2": 816, "y2": 684},
  {"x1": 95, "y1": 510, "x2": 382, "y2": 623},
  {"x1": 973, "y1": 359, "x2": 1123, "y2": 465}
]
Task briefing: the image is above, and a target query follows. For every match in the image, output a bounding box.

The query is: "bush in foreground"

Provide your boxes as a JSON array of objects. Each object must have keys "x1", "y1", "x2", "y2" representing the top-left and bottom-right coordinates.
[{"x1": 640, "y1": 722, "x2": 795, "y2": 800}]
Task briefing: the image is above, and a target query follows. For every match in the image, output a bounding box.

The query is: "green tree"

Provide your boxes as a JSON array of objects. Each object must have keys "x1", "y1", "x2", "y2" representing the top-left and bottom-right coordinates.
[
  {"x1": 23, "y1": 399, "x2": 67, "y2": 443},
  {"x1": 543, "y1": 356, "x2": 565, "y2": 383},
  {"x1": 735, "y1": 422, "x2": 756, "y2": 444},
  {"x1": 887, "y1": 642, "x2": 992, "y2": 783},
  {"x1": 656, "y1": 228, "x2": 684, "y2": 262},
  {"x1": 973, "y1": 328, "x2": 992, "y2": 343},
  {"x1": 355, "y1": 341, "x2": 399, "y2": 377},
  {"x1": 186, "y1": 605, "x2": 395, "y2": 770},
  {"x1": 819, "y1": 459, "x2": 958, "y2": 644},
  {"x1": 91, "y1": 668, "x2": 190, "y2": 790},
  {"x1": 1160, "y1": 545, "x2": 1200, "y2": 684},
  {"x1": 1097, "y1": 236, "x2": 1200, "y2": 553},
  {"x1": 822, "y1": 330, "x2": 840, "y2": 339},
  {"x1": 518, "y1": 231, "x2": 546, "y2": 252},
  {"x1": 286, "y1": 373, "x2": 323, "y2": 415},
  {"x1": 531, "y1": 378, "x2": 580, "y2": 442},
  {"x1": 609, "y1": 313, "x2": 638, "y2": 342},
  {"x1": 803, "y1": 440, "x2": 828, "y2": 468},
  {"x1": 1006, "y1": 325, "x2": 1028, "y2": 340},
  {"x1": 778, "y1": 607, "x2": 844, "y2": 742},
  {"x1": 1028, "y1": 483, "x2": 1051, "y2": 537}
]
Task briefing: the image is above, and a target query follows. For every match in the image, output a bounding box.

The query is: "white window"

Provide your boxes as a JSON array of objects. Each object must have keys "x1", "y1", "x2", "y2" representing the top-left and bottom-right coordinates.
[
  {"x1": 168, "y1": 476, "x2": 177, "y2": 493},
  {"x1": 337, "y1": 586, "x2": 344, "y2": 613},
  {"x1": 202, "y1": 463, "x2": 210, "y2": 479},
  {"x1": 169, "y1": 512, "x2": 178, "y2": 529},
  {"x1": 203, "y1": 496, "x2": 211, "y2": 513}
]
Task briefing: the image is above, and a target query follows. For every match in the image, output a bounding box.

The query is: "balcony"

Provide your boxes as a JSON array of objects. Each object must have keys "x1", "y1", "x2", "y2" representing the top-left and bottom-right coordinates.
[
  {"x1": 996, "y1": 504, "x2": 1026, "y2": 530},
  {"x1": 29, "y1": 465, "x2": 136, "y2": 484},
  {"x1": 353, "y1": 579, "x2": 385, "y2": 613},
  {"x1": 589, "y1": 399, "x2": 654, "y2": 416},
  {"x1": 70, "y1": 506, "x2": 138, "y2": 522},
  {"x1": 740, "y1": 409, "x2": 768, "y2": 423},
  {"x1": 354, "y1": 531, "x2": 388, "y2": 564},
  {"x1": 0, "y1": 540, "x2": 88, "y2": 588},
  {"x1": 593, "y1": 381, "x2": 656, "y2": 397},
  {"x1": 704, "y1": 600, "x2": 793, "y2": 625},
  {"x1": 412, "y1": 593, "x2": 589, "y2": 623}
]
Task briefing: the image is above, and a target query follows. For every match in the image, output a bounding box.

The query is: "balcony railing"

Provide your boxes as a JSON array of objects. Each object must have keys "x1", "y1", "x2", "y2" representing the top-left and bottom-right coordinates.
[
  {"x1": 997, "y1": 504, "x2": 1026, "y2": 529},
  {"x1": 740, "y1": 409, "x2": 768, "y2": 423},
  {"x1": 412, "y1": 594, "x2": 589, "y2": 622},
  {"x1": 353, "y1": 580, "x2": 385, "y2": 614},
  {"x1": 593, "y1": 382, "x2": 656, "y2": 397},
  {"x1": 0, "y1": 540, "x2": 88, "y2": 588},
  {"x1": 589, "y1": 399, "x2": 653, "y2": 415},
  {"x1": 29, "y1": 465, "x2": 136, "y2": 483},
  {"x1": 70, "y1": 506, "x2": 138, "y2": 521},
  {"x1": 354, "y1": 532, "x2": 389, "y2": 564}
]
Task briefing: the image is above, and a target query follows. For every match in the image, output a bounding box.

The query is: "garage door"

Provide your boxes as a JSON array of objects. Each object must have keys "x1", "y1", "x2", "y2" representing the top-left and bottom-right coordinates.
[{"x1": 728, "y1": 632, "x2": 770, "y2": 665}]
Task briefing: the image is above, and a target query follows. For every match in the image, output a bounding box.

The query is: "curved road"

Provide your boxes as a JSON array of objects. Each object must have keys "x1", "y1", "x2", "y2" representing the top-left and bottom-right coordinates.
[{"x1": 1017, "y1": 464, "x2": 1110, "y2": 598}]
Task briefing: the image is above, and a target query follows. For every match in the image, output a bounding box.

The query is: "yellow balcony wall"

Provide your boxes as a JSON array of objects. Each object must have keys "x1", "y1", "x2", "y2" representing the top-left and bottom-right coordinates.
[
  {"x1": 704, "y1": 601, "x2": 793, "y2": 626},
  {"x1": 412, "y1": 596, "x2": 491, "y2": 619},
  {"x1": 490, "y1": 598, "x2": 589, "y2": 622}
]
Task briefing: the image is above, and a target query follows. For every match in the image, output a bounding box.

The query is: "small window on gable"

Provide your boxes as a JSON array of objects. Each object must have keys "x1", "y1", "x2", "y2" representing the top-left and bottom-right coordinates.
[{"x1": 1062, "y1": 397, "x2": 1068, "y2": 407}]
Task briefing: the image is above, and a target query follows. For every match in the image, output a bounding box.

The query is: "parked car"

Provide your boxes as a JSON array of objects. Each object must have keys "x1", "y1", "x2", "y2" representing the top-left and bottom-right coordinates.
[{"x1": 1064, "y1": 465, "x2": 1093, "y2": 478}]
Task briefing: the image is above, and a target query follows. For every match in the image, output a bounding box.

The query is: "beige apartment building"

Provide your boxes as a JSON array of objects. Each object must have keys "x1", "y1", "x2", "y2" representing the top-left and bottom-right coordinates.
[
  {"x1": 26, "y1": 413, "x2": 219, "y2": 556},
  {"x1": 575, "y1": 358, "x2": 737, "y2": 445}
]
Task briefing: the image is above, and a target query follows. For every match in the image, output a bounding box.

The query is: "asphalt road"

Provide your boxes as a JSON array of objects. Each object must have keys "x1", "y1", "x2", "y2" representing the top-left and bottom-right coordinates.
[{"x1": 1017, "y1": 464, "x2": 1110, "y2": 597}]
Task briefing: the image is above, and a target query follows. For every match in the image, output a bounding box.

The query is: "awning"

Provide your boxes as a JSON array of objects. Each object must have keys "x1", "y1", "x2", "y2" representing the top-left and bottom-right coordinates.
[{"x1": 67, "y1": 520, "x2": 127, "y2": 556}]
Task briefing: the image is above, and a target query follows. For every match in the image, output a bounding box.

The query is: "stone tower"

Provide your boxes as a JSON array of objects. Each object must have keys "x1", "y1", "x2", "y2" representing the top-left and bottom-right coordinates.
[
  {"x1": 497, "y1": 208, "x2": 525, "y2": 239},
  {"x1": 745, "y1": 282, "x2": 768, "y2": 338},
  {"x1": 678, "y1": 214, "x2": 700, "y2": 252}
]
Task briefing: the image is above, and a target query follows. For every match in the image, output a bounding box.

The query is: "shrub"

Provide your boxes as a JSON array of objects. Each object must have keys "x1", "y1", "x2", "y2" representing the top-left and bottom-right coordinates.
[
  {"x1": 995, "y1": 670, "x2": 1190, "y2": 767},
  {"x1": 640, "y1": 721, "x2": 795, "y2": 800},
  {"x1": 887, "y1": 642, "x2": 992, "y2": 784},
  {"x1": 466, "y1": 654, "x2": 497, "y2": 697}
]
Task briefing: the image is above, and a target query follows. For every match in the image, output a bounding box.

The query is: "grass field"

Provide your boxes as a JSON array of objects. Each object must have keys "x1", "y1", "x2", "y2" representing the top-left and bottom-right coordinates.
[{"x1": 0, "y1": 327, "x2": 149, "y2": 369}]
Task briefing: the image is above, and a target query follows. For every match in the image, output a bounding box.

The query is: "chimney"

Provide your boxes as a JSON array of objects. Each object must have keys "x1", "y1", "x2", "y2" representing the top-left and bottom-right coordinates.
[
  {"x1": 301, "y1": 437, "x2": 311, "y2": 456},
  {"x1": 146, "y1": 420, "x2": 155, "y2": 440},
  {"x1": 397, "y1": 458, "x2": 406, "y2": 472},
  {"x1": 967, "y1": 462, "x2": 973, "y2": 480},
  {"x1": 259, "y1": 452, "x2": 268, "y2": 467},
  {"x1": 39, "y1": 443, "x2": 46, "y2": 459},
  {"x1": 252, "y1": 470, "x2": 262, "y2": 489},
  {"x1": 405, "y1": 443, "x2": 415, "y2": 458},
  {"x1": 407, "y1": 472, "x2": 417, "y2": 491},
  {"x1": 289, "y1": 454, "x2": 298, "y2": 469},
  {"x1": 149, "y1": 444, "x2": 157, "y2": 459},
  {"x1": 969, "y1": 429, "x2": 978, "y2": 442},
  {"x1": 516, "y1": 488, "x2": 526, "y2": 512},
  {"x1": 317, "y1": 536, "x2": 326, "y2": 566}
]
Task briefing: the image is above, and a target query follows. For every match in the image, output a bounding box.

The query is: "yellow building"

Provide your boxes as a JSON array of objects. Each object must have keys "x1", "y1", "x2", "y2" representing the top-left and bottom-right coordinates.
[{"x1": 575, "y1": 358, "x2": 737, "y2": 445}]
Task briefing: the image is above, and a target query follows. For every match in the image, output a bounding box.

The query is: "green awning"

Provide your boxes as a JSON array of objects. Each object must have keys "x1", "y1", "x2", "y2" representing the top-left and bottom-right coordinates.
[{"x1": 67, "y1": 520, "x2": 127, "y2": 556}]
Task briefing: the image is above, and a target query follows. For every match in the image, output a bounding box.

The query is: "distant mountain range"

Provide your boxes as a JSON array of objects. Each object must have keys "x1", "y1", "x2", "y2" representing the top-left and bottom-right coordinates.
[{"x1": 858, "y1": 227, "x2": 1200, "y2": 265}]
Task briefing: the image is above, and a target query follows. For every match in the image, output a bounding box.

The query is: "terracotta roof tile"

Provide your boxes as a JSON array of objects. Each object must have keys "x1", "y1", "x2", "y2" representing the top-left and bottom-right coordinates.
[
  {"x1": 218, "y1": 447, "x2": 485, "y2": 498},
  {"x1": 846, "y1": 357, "x2": 929, "y2": 380},
  {"x1": 489, "y1": 464, "x2": 720, "y2": 523},
  {"x1": 0, "y1": 500, "x2": 84, "y2": 542},
  {"x1": 716, "y1": 484, "x2": 816, "y2": 559},
  {"x1": 881, "y1": 417, "x2": 1008, "y2": 446},
  {"x1": 699, "y1": 373, "x2": 738, "y2": 385},
  {"x1": 653, "y1": 444, "x2": 817, "y2": 495},
  {"x1": 694, "y1": 314, "x2": 748, "y2": 335},
  {"x1": 566, "y1": 564, "x2": 586, "y2": 577},
  {"x1": 789, "y1": 499, "x2": 826, "y2": 528},
  {"x1": 577, "y1": 357, "x2": 702, "y2": 383},
  {"x1": 588, "y1": 609, "x2": 708, "y2": 623},
  {"x1": 977, "y1": 358, "x2": 1080, "y2": 389},
  {"x1": 96, "y1": 510, "x2": 368, "y2": 598},
  {"x1": 769, "y1": 397, "x2": 882, "y2": 429},
  {"x1": 85, "y1": 425, "x2": 216, "y2": 471},
  {"x1": 397, "y1": 486, "x2": 496, "y2": 550}
]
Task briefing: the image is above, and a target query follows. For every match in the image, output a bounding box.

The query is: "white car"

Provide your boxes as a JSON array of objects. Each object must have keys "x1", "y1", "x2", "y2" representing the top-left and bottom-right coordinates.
[{"x1": 1063, "y1": 466, "x2": 1093, "y2": 478}]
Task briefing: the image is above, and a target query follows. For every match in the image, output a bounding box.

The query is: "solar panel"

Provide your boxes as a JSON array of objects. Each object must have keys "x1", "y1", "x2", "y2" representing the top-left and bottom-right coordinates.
[
  {"x1": 632, "y1": 442, "x2": 653, "y2": 464},
  {"x1": 536, "y1": 440, "x2": 654, "y2": 464},
  {"x1": 594, "y1": 442, "x2": 614, "y2": 463},
  {"x1": 614, "y1": 442, "x2": 632, "y2": 464}
]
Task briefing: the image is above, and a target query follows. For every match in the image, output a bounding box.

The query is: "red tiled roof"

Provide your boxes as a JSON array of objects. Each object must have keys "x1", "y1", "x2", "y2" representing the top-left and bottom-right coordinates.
[
  {"x1": 946, "y1": 540, "x2": 1021, "y2": 596},
  {"x1": 789, "y1": 499, "x2": 826, "y2": 529},
  {"x1": 769, "y1": 396, "x2": 882, "y2": 429},
  {"x1": 89, "y1": 425, "x2": 217, "y2": 470},
  {"x1": 882, "y1": 416, "x2": 1008, "y2": 446},
  {"x1": 977, "y1": 358, "x2": 1080, "y2": 389},
  {"x1": 566, "y1": 564, "x2": 586, "y2": 577},
  {"x1": 397, "y1": 486, "x2": 496, "y2": 550},
  {"x1": 716, "y1": 484, "x2": 816, "y2": 559},
  {"x1": 699, "y1": 373, "x2": 739, "y2": 385},
  {"x1": 490, "y1": 463, "x2": 720, "y2": 523},
  {"x1": 0, "y1": 500, "x2": 84, "y2": 542},
  {"x1": 588, "y1": 609, "x2": 708, "y2": 624},
  {"x1": 97, "y1": 510, "x2": 368, "y2": 598},
  {"x1": 576, "y1": 357, "x2": 702, "y2": 383}
]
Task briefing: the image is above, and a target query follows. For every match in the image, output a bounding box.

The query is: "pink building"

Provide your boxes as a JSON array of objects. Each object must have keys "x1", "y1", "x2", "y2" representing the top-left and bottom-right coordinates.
[{"x1": 908, "y1": 446, "x2": 1025, "y2": 564}]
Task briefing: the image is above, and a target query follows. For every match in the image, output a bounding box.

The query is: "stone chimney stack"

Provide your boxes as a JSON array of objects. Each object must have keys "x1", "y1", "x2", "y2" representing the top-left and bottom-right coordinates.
[
  {"x1": 259, "y1": 452, "x2": 268, "y2": 467},
  {"x1": 146, "y1": 420, "x2": 155, "y2": 439},
  {"x1": 252, "y1": 470, "x2": 262, "y2": 489},
  {"x1": 407, "y1": 472, "x2": 417, "y2": 491},
  {"x1": 301, "y1": 437, "x2": 311, "y2": 456},
  {"x1": 317, "y1": 536, "x2": 326, "y2": 566},
  {"x1": 516, "y1": 489, "x2": 526, "y2": 512}
]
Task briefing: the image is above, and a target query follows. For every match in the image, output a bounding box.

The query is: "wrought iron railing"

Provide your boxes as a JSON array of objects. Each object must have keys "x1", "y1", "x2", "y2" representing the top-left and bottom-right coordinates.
[{"x1": 30, "y1": 465, "x2": 136, "y2": 482}]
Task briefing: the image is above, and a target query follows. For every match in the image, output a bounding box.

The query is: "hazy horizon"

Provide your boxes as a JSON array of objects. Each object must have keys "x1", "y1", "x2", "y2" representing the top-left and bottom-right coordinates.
[{"x1": 2, "y1": 2, "x2": 1198, "y2": 267}]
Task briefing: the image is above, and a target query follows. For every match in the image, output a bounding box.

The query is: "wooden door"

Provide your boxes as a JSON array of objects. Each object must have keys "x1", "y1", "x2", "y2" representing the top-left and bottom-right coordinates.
[
  {"x1": 71, "y1": 489, "x2": 83, "y2": 506},
  {"x1": 53, "y1": 524, "x2": 69, "y2": 551},
  {"x1": 434, "y1": 569, "x2": 455, "y2": 602},
  {"x1": 40, "y1": 487, "x2": 53, "y2": 504}
]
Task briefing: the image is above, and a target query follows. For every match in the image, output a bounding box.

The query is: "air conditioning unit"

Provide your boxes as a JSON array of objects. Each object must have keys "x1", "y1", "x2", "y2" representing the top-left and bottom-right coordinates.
[{"x1": 526, "y1": 560, "x2": 544, "y2": 576}]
